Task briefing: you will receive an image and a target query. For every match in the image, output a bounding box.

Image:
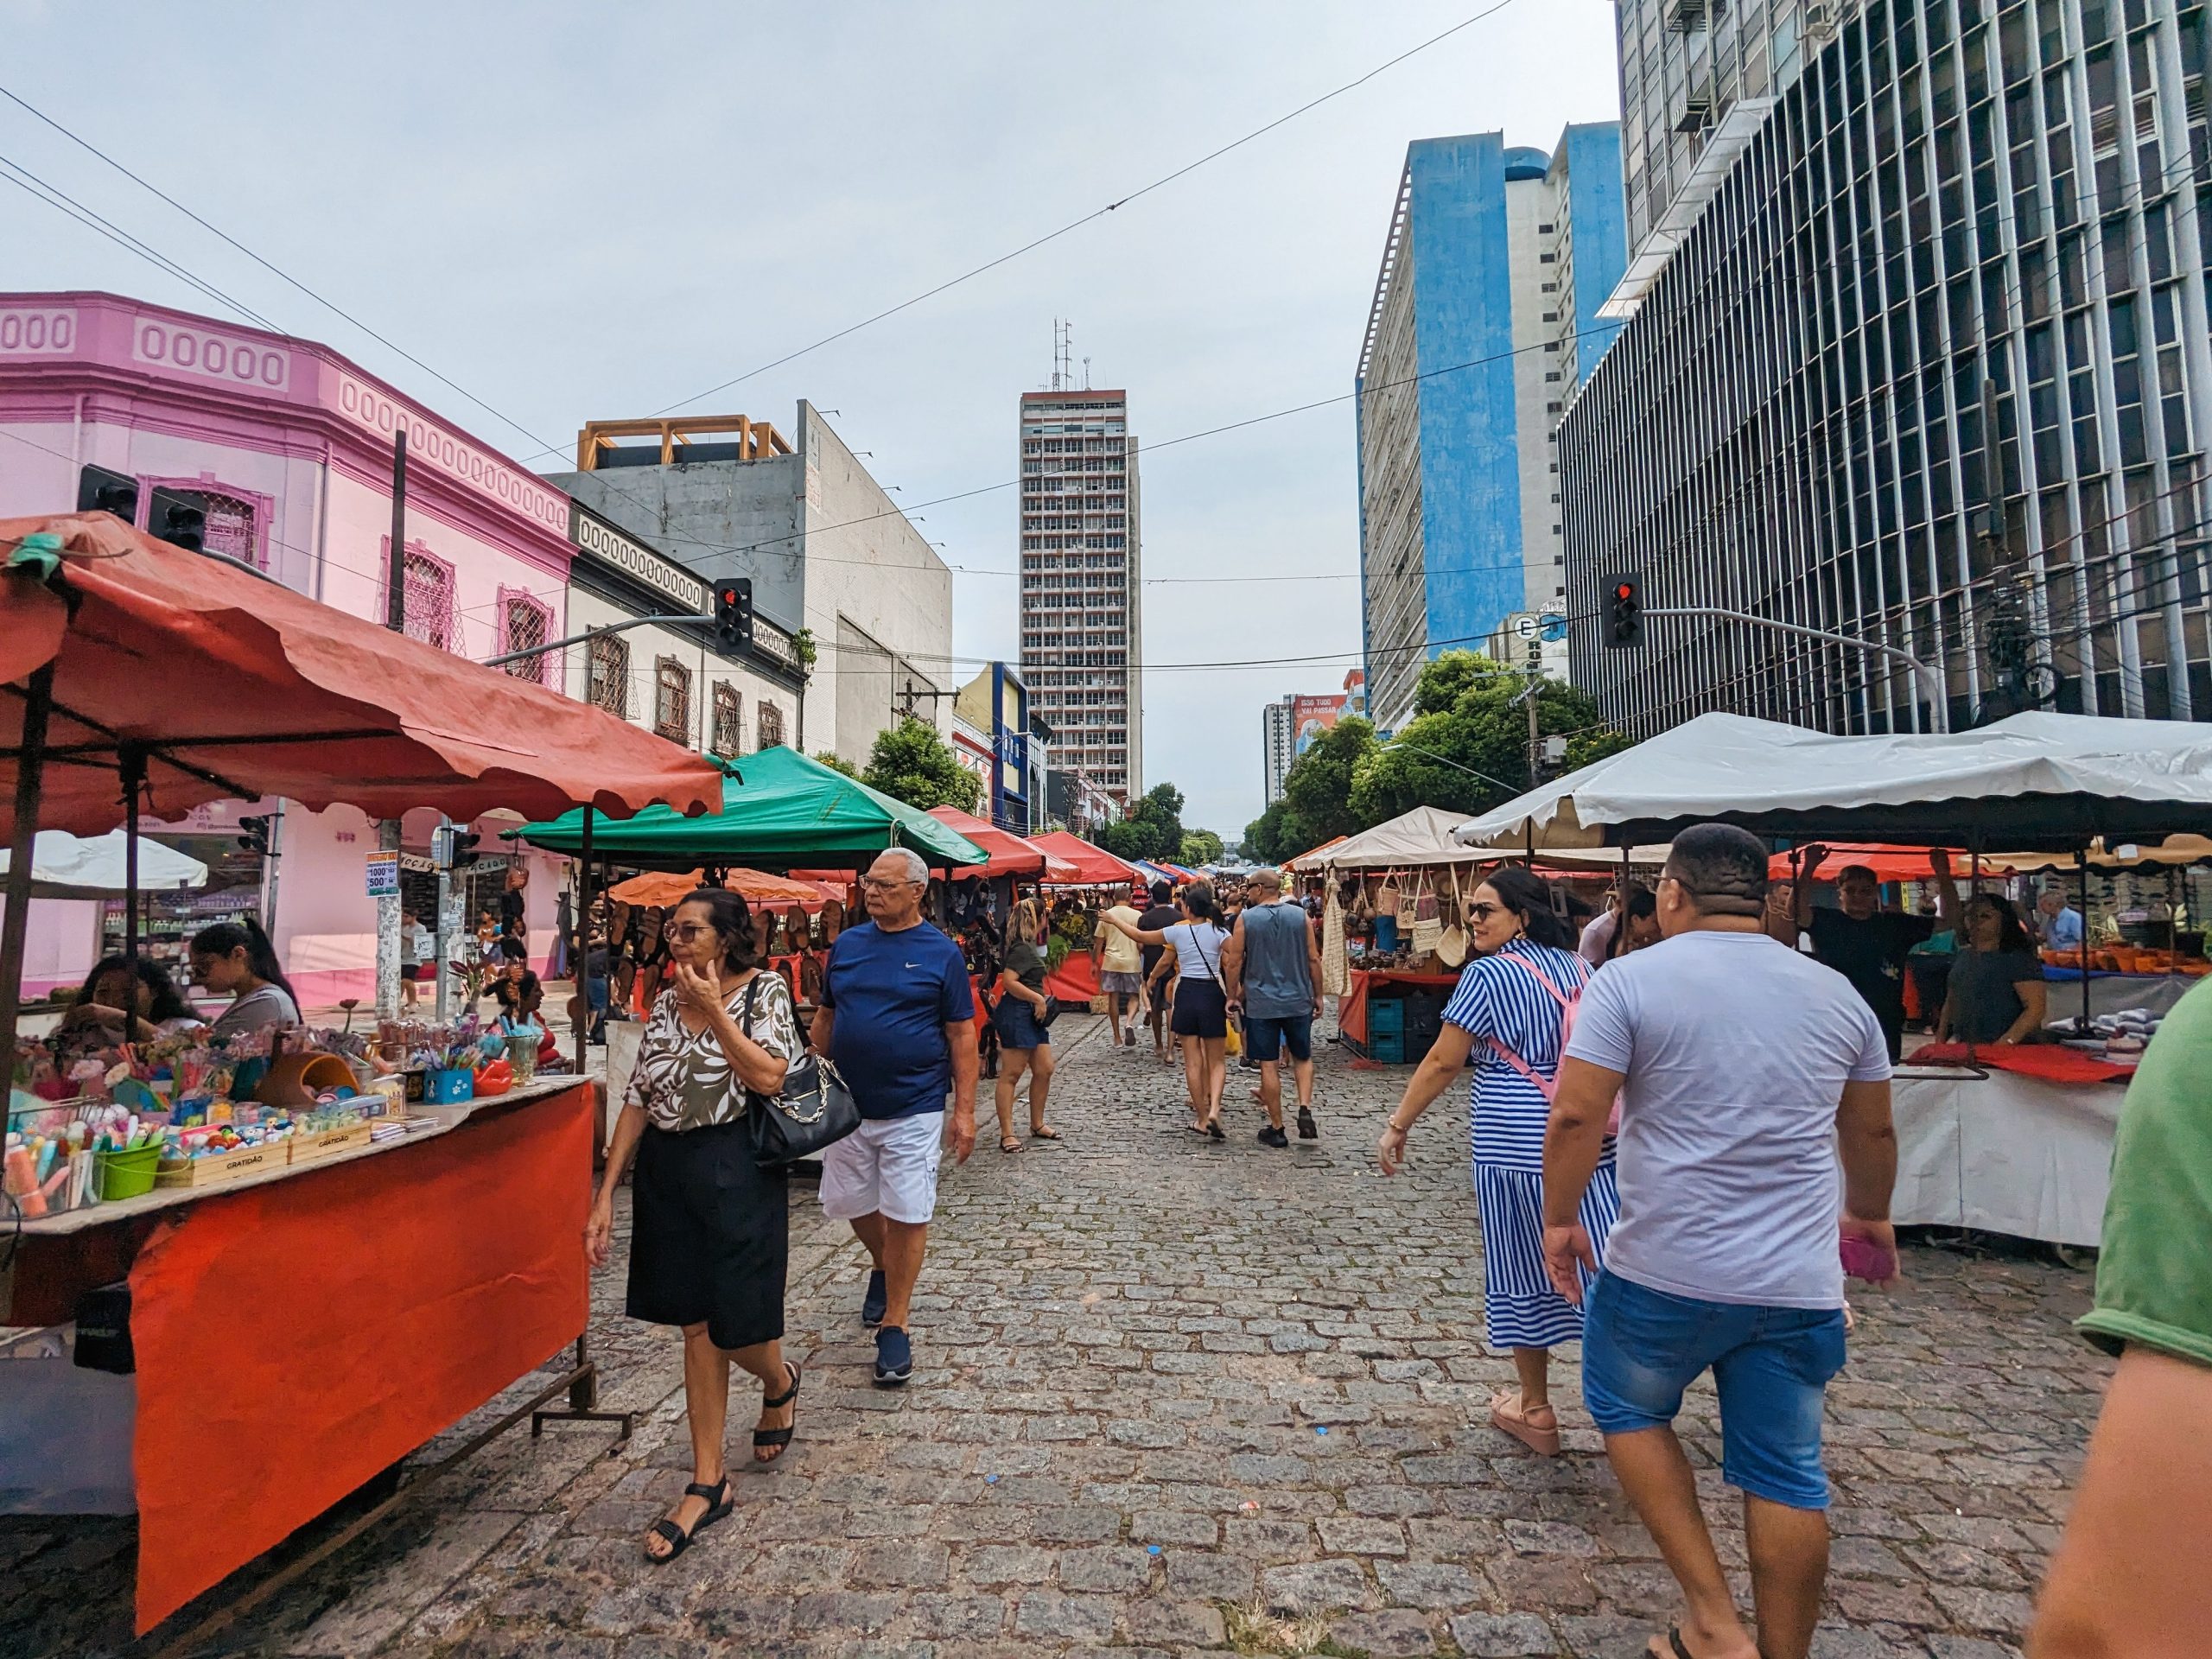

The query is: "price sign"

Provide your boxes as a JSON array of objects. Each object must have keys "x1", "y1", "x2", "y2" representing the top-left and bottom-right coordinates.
[{"x1": 365, "y1": 850, "x2": 400, "y2": 898}]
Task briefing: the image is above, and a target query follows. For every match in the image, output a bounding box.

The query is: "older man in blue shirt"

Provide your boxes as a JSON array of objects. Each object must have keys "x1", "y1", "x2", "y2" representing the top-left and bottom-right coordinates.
[
  {"x1": 2036, "y1": 887, "x2": 2086, "y2": 950},
  {"x1": 810, "y1": 848, "x2": 978, "y2": 1388}
]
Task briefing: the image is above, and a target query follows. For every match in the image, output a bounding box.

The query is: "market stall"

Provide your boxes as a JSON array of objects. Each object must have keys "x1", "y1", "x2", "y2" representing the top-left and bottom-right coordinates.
[
  {"x1": 2, "y1": 512, "x2": 721, "y2": 1640},
  {"x1": 1452, "y1": 709, "x2": 2212, "y2": 1243}
]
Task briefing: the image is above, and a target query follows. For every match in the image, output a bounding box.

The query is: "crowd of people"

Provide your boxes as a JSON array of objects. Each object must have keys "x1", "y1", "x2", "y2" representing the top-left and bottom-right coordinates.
[{"x1": 574, "y1": 835, "x2": 2206, "y2": 1656}]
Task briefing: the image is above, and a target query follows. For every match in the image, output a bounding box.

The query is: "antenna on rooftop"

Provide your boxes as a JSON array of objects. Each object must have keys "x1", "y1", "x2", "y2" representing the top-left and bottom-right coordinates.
[{"x1": 1052, "y1": 318, "x2": 1075, "y2": 391}]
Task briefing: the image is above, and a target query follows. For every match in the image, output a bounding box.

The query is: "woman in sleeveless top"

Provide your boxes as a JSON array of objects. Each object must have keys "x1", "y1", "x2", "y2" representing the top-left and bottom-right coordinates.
[
  {"x1": 1376, "y1": 866, "x2": 1620, "y2": 1458},
  {"x1": 1101, "y1": 880, "x2": 1233, "y2": 1140}
]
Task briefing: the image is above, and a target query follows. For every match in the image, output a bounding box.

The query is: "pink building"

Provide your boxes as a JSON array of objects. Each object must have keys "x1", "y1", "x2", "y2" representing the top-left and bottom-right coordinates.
[{"x1": 0, "y1": 291, "x2": 575, "y2": 1006}]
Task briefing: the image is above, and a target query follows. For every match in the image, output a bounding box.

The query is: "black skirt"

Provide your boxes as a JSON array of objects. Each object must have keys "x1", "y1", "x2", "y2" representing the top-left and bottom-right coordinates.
[
  {"x1": 1172, "y1": 976, "x2": 1229, "y2": 1038},
  {"x1": 626, "y1": 1121, "x2": 788, "y2": 1351}
]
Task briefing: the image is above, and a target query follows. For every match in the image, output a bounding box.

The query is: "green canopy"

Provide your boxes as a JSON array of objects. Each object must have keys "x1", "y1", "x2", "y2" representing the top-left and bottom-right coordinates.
[{"x1": 506, "y1": 745, "x2": 990, "y2": 872}]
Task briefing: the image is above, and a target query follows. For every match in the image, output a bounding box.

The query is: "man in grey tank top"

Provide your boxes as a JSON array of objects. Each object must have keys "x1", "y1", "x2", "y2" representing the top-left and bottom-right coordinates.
[{"x1": 1224, "y1": 868, "x2": 1324, "y2": 1147}]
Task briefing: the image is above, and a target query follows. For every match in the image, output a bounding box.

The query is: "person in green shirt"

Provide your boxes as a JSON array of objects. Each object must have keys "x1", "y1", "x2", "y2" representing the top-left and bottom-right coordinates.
[{"x1": 2029, "y1": 978, "x2": 2212, "y2": 1656}]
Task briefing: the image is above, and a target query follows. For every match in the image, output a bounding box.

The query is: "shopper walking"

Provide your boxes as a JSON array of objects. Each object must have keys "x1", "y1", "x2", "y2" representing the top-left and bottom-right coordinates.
[
  {"x1": 811, "y1": 848, "x2": 980, "y2": 1387},
  {"x1": 2027, "y1": 977, "x2": 2212, "y2": 1657},
  {"x1": 1542, "y1": 824, "x2": 1898, "y2": 1659},
  {"x1": 992, "y1": 898, "x2": 1058, "y2": 1152},
  {"x1": 1136, "y1": 879, "x2": 1180, "y2": 1061},
  {"x1": 1377, "y1": 865, "x2": 1617, "y2": 1456},
  {"x1": 1224, "y1": 867, "x2": 1324, "y2": 1147},
  {"x1": 1103, "y1": 880, "x2": 1232, "y2": 1139},
  {"x1": 1093, "y1": 881, "x2": 1148, "y2": 1048},
  {"x1": 584, "y1": 888, "x2": 805, "y2": 1562}
]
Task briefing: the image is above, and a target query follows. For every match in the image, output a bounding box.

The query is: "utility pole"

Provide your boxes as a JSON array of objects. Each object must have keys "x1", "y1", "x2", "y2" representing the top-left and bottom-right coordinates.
[{"x1": 377, "y1": 432, "x2": 407, "y2": 1022}]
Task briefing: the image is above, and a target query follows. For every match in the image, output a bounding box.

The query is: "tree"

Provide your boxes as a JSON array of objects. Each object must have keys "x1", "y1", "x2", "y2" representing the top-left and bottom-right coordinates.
[
  {"x1": 811, "y1": 749, "x2": 860, "y2": 779},
  {"x1": 1279, "y1": 716, "x2": 1380, "y2": 850},
  {"x1": 860, "y1": 717, "x2": 982, "y2": 813},
  {"x1": 1180, "y1": 829, "x2": 1224, "y2": 868},
  {"x1": 1344, "y1": 652, "x2": 1629, "y2": 826},
  {"x1": 1084, "y1": 780, "x2": 1188, "y2": 864},
  {"x1": 1243, "y1": 798, "x2": 1296, "y2": 865}
]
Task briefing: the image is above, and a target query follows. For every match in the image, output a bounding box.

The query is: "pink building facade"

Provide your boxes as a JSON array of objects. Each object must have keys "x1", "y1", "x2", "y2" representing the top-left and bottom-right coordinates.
[{"x1": 0, "y1": 292, "x2": 574, "y2": 1005}]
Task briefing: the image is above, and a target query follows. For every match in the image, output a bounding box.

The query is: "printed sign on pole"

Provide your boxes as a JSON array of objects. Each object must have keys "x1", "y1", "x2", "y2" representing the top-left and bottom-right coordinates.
[{"x1": 365, "y1": 850, "x2": 400, "y2": 898}]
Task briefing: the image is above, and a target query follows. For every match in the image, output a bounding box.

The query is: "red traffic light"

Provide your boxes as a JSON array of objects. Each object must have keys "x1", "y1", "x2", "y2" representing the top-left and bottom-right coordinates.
[{"x1": 1613, "y1": 582, "x2": 1635, "y2": 601}]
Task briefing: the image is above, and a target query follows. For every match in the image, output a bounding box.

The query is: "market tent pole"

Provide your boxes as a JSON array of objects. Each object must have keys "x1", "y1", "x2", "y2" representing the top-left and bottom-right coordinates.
[
  {"x1": 0, "y1": 662, "x2": 55, "y2": 1074},
  {"x1": 122, "y1": 742, "x2": 143, "y2": 963},
  {"x1": 575, "y1": 806, "x2": 594, "y2": 1078},
  {"x1": 2077, "y1": 847, "x2": 2092, "y2": 1034}
]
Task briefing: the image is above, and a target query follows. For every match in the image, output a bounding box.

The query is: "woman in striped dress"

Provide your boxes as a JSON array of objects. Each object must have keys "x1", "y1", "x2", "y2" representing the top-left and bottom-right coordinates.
[{"x1": 1376, "y1": 865, "x2": 1620, "y2": 1457}]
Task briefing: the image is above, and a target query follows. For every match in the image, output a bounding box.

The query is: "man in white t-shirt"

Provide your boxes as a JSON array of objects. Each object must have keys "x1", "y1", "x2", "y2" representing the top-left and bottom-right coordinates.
[
  {"x1": 1541, "y1": 823, "x2": 1898, "y2": 1659},
  {"x1": 1092, "y1": 882, "x2": 1148, "y2": 1049}
]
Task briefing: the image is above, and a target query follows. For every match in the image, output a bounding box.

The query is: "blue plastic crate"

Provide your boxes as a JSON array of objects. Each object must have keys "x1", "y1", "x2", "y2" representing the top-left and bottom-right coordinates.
[
  {"x1": 1367, "y1": 998, "x2": 1406, "y2": 1035},
  {"x1": 1369, "y1": 1031, "x2": 1407, "y2": 1065}
]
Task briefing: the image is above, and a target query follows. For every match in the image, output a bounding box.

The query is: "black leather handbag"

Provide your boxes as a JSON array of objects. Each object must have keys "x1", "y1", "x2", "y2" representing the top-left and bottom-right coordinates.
[
  {"x1": 741, "y1": 976, "x2": 861, "y2": 1167},
  {"x1": 1034, "y1": 993, "x2": 1061, "y2": 1028}
]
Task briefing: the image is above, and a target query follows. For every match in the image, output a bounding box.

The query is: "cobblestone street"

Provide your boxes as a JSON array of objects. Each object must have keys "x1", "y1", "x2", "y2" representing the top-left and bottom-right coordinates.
[{"x1": 9, "y1": 1015, "x2": 2102, "y2": 1658}]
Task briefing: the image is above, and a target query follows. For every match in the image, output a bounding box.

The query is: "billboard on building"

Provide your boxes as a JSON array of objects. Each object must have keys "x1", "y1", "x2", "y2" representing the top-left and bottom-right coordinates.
[{"x1": 1291, "y1": 694, "x2": 1348, "y2": 758}]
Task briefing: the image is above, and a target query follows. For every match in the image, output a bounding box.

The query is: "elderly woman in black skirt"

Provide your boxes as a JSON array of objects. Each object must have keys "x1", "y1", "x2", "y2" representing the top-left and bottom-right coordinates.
[{"x1": 585, "y1": 887, "x2": 804, "y2": 1562}]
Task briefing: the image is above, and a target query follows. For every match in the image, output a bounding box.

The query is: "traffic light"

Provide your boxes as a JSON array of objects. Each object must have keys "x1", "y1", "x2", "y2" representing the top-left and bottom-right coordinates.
[
  {"x1": 715, "y1": 579, "x2": 753, "y2": 648},
  {"x1": 1605, "y1": 573, "x2": 1644, "y2": 649},
  {"x1": 238, "y1": 815, "x2": 273, "y2": 857},
  {"x1": 156, "y1": 502, "x2": 205, "y2": 554},
  {"x1": 433, "y1": 827, "x2": 481, "y2": 870}
]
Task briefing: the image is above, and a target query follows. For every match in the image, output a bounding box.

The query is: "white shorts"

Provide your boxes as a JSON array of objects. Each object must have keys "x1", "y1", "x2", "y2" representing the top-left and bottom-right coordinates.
[{"x1": 818, "y1": 1113, "x2": 945, "y2": 1225}]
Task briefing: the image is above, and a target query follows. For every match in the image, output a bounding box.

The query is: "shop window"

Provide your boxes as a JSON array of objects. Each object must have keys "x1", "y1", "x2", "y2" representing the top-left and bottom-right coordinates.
[
  {"x1": 498, "y1": 588, "x2": 554, "y2": 684},
  {"x1": 711, "y1": 683, "x2": 744, "y2": 757},
  {"x1": 654, "y1": 657, "x2": 692, "y2": 746},
  {"x1": 588, "y1": 632, "x2": 631, "y2": 719},
  {"x1": 757, "y1": 700, "x2": 785, "y2": 749}
]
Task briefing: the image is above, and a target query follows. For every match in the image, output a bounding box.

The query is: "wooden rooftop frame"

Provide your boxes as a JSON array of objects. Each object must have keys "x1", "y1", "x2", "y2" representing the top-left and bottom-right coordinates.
[{"x1": 575, "y1": 416, "x2": 793, "y2": 472}]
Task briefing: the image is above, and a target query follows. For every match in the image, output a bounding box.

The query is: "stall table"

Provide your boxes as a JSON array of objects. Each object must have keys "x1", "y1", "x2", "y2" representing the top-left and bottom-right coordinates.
[
  {"x1": 1338, "y1": 967, "x2": 1461, "y2": 1057},
  {"x1": 3, "y1": 1074, "x2": 607, "y2": 1639},
  {"x1": 1890, "y1": 1061, "x2": 2126, "y2": 1245}
]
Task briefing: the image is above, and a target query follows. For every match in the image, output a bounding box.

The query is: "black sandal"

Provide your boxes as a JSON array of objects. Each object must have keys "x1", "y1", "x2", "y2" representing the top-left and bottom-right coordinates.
[
  {"x1": 644, "y1": 1474, "x2": 733, "y2": 1562},
  {"x1": 752, "y1": 1362, "x2": 802, "y2": 1461}
]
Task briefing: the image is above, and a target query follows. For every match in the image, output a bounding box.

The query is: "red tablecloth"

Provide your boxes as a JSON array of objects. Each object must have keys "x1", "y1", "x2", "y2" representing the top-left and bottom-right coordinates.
[
  {"x1": 1046, "y1": 950, "x2": 1101, "y2": 1005},
  {"x1": 1338, "y1": 968, "x2": 1462, "y2": 1046},
  {"x1": 118, "y1": 1083, "x2": 593, "y2": 1632},
  {"x1": 1904, "y1": 1041, "x2": 2136, "y2": 1084}
]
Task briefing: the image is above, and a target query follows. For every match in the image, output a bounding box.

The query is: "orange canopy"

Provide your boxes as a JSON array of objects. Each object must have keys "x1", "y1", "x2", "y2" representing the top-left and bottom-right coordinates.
[
  {"x1": 926, "y1": 805, "x2": 1084, "y2": 880},
  {"x1": 1771, "y1": 842, "x2": 1965, "y2": 884},
  {"x1": 0, "y1": 513, "x2": 724, "y2": 837},
  {"x1": 1029, "y1": 829, "x2": 1144, "y2": 887},
  {"x1": 607, "y1": 867, "x2": 839, "y2": 910}
]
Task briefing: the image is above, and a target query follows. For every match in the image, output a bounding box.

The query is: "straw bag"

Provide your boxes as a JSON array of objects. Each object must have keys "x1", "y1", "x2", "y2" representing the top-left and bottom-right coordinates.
[
  {"x1": 1321, "y1": 889, "x2": 1350, "y2": 995},
  {"x1": 1410, "y1": 874, "x2": 1444, "y2": 955},
  {"x1": 1375, "y1": 873, "x2": 1402, "y2": 918},
  {"x1": 1434, "y1": 868, "x2": 1469, "y2": 968}
]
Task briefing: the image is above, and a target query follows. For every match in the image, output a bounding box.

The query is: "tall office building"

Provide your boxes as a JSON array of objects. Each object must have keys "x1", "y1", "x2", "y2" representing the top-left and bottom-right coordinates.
[
  {"x1": 1565, "y1": 0, "x2": 2212, "y2": 735},
  {"x1": 1356, "y1": 126, "x2": 1629, "y2": 732},
  {"x1": 1262, "y1": 699, "x2": 1297, "y2": 806},
  {"x1": 1018, "y1": 387, "x2": 1142, "y2": 804}
]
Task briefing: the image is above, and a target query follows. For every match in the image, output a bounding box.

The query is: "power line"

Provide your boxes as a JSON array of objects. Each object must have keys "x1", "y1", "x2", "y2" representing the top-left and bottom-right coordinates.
[{"x1": 627, "y1": 1, "x2": 1529, "y2": 435}]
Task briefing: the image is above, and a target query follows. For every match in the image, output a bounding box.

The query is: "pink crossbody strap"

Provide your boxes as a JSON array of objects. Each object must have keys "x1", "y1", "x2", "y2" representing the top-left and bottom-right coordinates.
[{"x1": 1481, "y1": 952, "x2": 1619, "y2": 1134}]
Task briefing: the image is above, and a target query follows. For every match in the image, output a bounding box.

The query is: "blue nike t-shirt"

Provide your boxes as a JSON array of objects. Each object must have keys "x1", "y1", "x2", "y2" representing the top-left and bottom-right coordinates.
[{"x1": 822, "y1": 919, "x2": 975, "y2": 1119}]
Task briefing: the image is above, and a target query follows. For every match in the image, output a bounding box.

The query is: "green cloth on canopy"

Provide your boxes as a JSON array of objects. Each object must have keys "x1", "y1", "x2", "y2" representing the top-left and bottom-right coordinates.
[{"x1": 506, "y1": 744, "x2": 990, "y2": 872}]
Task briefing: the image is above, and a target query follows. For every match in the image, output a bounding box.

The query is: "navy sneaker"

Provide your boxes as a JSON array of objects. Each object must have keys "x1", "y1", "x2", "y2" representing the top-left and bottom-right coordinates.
[
  {"x1": 874, "y1": 1325, "x2": 913, "y2": 1387},
  {"x1": 861, "y1": 1268, "x2": 887, "y2": 1329},
  {"x1": 1257, "y1": 1125, "x2": 1289, "y2": 1148}
]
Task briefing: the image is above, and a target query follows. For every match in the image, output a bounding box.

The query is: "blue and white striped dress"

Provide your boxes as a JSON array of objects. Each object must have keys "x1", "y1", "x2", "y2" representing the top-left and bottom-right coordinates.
[{"x1": 1442, "y1": 938, "x2": 1621, "y2": 1351}]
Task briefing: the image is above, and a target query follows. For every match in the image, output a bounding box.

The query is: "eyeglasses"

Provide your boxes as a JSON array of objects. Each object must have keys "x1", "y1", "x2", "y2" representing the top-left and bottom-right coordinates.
[
  {"x1": 861, "y1": 877, "x2": 922, "y2": 892},
  {"x1": 664, "y1": 921, "x2": 715, "y2": 941},
  {"x1": 1468, "y1": 902, "x2": 1505, "y2": 922}
]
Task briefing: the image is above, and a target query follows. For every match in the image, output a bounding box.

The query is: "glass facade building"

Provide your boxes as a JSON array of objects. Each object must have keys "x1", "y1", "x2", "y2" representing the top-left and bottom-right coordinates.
[
  {"x1": 1565, "y1": 0, "x2": 2212, "y2": 735},
  {"x1": 1357, "y1": 126, "x2": 1627, "y2": 732}
]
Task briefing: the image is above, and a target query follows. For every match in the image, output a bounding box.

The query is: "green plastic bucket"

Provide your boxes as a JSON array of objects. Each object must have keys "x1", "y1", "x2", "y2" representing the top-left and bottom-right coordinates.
[{"x1": 95, "y1": 1144, "x2": 162, "y2": 1202}]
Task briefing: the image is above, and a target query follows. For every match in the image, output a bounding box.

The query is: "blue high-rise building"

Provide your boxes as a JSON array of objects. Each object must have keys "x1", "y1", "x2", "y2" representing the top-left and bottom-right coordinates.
[{"x1": 1355, "y1": 124, "x2": 1628, "y2": 731}]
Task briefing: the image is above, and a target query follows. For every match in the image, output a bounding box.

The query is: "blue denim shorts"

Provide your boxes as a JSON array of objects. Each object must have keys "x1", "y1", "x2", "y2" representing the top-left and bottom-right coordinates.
[
  {"x1": 1243, "y1": 1013, "x2": 1313, "y2": 1064},
  {"x1": 1581, "y1": 1271, "x2": 1847, "y2": 1510}
]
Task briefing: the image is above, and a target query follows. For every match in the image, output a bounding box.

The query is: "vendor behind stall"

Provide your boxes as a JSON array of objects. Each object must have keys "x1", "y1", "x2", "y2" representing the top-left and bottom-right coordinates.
[
  {"x1": 1796, "y1": 844, "x2": 1961, "y2": 1058},
  {"x1": 188, "y1": 917, "x2": 302, "y2": 1036},
  {"x1": 55, "y1": 954, "x2": 199, "y2": 1054},
  {"x1": 1936, "y1": 893, "x2": 2048, "y2": 1046}
]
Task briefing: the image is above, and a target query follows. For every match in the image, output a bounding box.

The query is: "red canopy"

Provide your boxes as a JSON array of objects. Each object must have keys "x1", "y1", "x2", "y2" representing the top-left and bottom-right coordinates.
[
  {"x1": 0, "y1": 513, "x2": 724, "y2": 837},
  {"x1": 1770, "y1": 842, "x2": 1964, "y2": 884},
  {"x1": 926, "y1": 805, "x2": 1082, "y2": 880},
  {"x1": 1029, "y1": 830, "x2": 1144, "y2": 887}
]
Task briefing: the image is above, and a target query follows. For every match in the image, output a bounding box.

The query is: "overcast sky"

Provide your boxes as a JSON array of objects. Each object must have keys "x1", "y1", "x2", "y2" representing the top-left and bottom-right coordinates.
[{"x1": 0, "y1": 0, "x2": 1621, "y2": 836}]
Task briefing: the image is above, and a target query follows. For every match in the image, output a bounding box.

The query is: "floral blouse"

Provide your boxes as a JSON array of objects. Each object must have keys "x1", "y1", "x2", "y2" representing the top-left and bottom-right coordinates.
[{"x1": 625, "y1": 972, "x2": 802, "y2": 1133}]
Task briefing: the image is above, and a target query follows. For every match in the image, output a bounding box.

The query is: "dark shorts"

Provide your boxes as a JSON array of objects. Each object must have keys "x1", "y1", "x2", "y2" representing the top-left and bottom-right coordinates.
[
  {"x1": 1171, "y1": 977, "x2": 1228, "y2": 1039},
  {"x1": 586, "y1": 976, "x2": 608, "y2": 1014},
  {"x1": 1581, "y1": 1271, "x2": 1847, "y2": 1510},
  {"x1": 399, "y1": 963, "x2": 424, "y2": 982},
  {"x1": 1244, "y1": 1013, "x2": 1313, "y2": 1064},
  {"x1": 993, "y1": 995, "x2": 1052, "y2": 1051},
  {"x1": 626, "y1": 1121, "x2": 789, "y2": 1351}
]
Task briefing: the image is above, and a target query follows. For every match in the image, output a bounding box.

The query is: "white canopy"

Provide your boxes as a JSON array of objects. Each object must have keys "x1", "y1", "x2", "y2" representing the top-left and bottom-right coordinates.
[
  {"x1": 1453, "y1": 710, "x2": 2212, "y2": 853},
  {"x1": 0, "y1": 830, "x2": 209, "y2": 900},
  {"x1": 1291, "y1": 804, "x2": 1503, "y2": 870}
]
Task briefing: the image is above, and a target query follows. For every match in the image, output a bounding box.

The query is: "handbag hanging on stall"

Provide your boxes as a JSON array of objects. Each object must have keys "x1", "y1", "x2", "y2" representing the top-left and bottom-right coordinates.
[{"x1": 1410, "y1": 873, "x2": 1444, "y2": 957}]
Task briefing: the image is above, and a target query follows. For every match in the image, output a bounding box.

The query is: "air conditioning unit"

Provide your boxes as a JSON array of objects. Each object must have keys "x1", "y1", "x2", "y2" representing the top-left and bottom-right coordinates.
[
  {"x1": 1804, "y1": 0, "x2": 1843, "y2": 40},
  {"x1": 1675, "y1": 91, "x2": 1715, "y2": 134}
]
